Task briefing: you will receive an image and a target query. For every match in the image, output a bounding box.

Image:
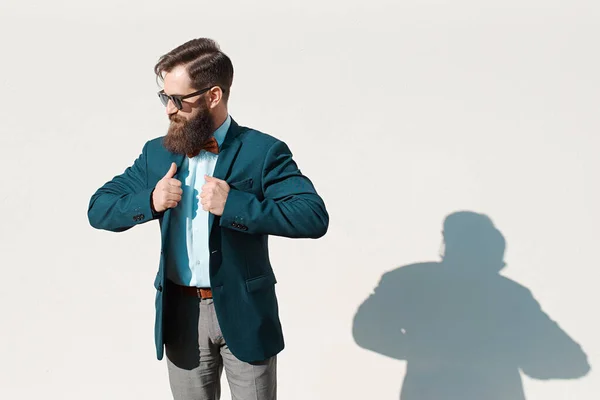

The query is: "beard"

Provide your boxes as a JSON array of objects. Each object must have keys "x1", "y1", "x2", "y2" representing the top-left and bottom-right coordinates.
[{"x1": 163, "y1": 101, "x2": 214, "y2": 156}]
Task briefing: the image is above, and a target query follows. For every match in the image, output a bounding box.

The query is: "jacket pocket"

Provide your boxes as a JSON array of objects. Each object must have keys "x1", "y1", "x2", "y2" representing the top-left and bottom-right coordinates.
[
  {"x1": 229, "y1": 178, "x2": 254, "y2": 192},
  {"x1": 245, "y1": 273, "x2": 277, "y2": 292}
]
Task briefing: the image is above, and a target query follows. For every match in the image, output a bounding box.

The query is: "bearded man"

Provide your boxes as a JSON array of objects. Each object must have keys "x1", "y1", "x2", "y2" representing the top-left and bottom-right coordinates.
[{"x1": 87, "y1": 37, "x2": 329, "y2": 400}]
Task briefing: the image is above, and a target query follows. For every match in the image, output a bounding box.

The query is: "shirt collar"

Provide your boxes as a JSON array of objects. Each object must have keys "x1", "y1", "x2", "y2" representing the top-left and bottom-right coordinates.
[{"x1": 212, "y1": 114, "x2": 231, "y2": 148}]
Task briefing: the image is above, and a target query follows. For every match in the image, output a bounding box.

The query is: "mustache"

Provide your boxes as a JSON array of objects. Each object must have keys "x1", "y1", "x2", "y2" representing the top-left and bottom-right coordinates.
[{"x1": 169, "y1": 114, "x2": 186, "y2": 124}]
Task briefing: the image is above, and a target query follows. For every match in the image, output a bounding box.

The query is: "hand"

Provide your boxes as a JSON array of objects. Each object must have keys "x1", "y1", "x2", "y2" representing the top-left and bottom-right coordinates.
[
  {"x1": 200, "y1": 175, "x2": 230, "y2": 216},
  {"x1": 152, "y1": 162, "x2": 183, "y2": 213}
]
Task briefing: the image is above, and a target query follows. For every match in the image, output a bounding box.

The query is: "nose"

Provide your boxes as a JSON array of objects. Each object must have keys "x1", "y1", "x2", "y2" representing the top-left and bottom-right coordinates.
[{"x1": 165, "y1": 99, "x2": 178, "y2": 116}]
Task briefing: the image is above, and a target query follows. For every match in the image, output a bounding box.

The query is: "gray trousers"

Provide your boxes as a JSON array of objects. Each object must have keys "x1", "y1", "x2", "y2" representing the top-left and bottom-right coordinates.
[{"x1": 163, "y1": 282, "x2": 276, "y2": 400}]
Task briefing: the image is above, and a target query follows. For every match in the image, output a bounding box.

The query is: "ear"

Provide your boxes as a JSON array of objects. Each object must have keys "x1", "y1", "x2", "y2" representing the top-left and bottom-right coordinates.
[{"x1": 208, "y1": 86, "x2": 223, "y2": 109}]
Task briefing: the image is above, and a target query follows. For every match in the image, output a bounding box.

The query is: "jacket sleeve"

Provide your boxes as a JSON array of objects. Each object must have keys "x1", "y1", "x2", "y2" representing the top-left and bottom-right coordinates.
[
  {"x1": 87, "y1": 141, "x2": 157, "y2": 232},
  {"x1": 219, "y1": 140, "x2": 329, "y2": 238}
]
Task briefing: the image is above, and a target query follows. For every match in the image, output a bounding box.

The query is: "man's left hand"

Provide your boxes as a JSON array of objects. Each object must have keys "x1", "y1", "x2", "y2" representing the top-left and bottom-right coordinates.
[{"x1": 200, "y1": 175, "x2": 230, "y2": 216}]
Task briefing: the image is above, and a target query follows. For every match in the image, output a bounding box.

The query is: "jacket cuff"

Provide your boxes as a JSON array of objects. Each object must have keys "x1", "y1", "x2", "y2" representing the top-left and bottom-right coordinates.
[
  {"x1": 220, "y1": 189, "x2": 254, "y2": 232},
  {"x1": 130, "y1": 187, "x2": 156, "y2": 224}
]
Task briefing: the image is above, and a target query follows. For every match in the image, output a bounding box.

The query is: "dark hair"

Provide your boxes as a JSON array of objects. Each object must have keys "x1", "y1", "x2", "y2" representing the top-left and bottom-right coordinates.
[{"x1": 154, "y1": 38, "x2": 234, "y2": 102}]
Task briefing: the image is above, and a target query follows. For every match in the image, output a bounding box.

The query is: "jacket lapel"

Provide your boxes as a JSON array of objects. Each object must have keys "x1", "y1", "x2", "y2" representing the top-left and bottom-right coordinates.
[
  {"x1": 209, "y1": 118, "x2": 244, "y2": 235},
  {"x1": 160, "y1": 151, "x2": 185, "y2": 245}
]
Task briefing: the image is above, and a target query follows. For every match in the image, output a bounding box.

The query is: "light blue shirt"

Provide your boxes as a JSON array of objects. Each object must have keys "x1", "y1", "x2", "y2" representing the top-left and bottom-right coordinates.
[{"x1": 165, "y1": 115, "x2": 231, "y2": 287}]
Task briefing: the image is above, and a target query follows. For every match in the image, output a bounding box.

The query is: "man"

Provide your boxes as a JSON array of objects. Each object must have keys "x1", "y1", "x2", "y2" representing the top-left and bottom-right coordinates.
[{"x1": 87, "y1": 38, "x2": 329, "y2": 400}]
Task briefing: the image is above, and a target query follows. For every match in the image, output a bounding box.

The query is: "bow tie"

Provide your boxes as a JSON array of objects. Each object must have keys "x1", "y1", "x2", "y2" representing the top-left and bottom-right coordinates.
[{"x1": 187, "y1": 137, "x2": 219, "y2": 158}]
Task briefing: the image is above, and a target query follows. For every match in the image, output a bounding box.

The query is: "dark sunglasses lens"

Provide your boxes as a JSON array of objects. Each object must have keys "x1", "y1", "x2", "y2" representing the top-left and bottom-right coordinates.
[
  {"x1": 158, "y1": 92, "x2": 169, "y2": 106},
  {"x1": 174, "y1": 98, "x2": 183, "y2": 110}
]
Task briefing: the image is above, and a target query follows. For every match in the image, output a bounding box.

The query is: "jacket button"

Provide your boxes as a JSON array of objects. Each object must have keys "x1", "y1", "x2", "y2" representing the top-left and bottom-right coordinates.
[{"x1": 158, "y1": 285, "x2": 163, "y2": 292}]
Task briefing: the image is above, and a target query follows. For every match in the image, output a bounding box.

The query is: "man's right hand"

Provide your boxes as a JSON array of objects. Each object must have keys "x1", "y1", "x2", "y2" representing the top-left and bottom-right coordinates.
[{"x1": 152, "y1": 162, "x2": 183, "y2": 213}]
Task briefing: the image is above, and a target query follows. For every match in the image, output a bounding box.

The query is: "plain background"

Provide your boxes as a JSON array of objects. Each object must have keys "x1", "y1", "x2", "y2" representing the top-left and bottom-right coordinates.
[{"x1": 1, "y1": 1, "x2": 598, "y2": 399}]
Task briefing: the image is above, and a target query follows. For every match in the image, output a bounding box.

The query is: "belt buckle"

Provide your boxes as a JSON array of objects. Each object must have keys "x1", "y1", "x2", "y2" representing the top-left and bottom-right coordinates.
[{"x1": 196, "y1": 288, "x2": 202, "y2": 298}]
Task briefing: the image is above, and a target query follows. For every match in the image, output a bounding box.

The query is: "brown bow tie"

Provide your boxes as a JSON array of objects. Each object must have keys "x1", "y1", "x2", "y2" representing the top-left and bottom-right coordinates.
[{"x1": 187, "y1": 137, "x2": 219, "y2": 158}]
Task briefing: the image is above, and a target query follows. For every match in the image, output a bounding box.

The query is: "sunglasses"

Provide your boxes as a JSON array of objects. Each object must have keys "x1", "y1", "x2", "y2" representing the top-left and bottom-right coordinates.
[{"x1": 157, "y1": 86, "x2": 216, "y2": 110}]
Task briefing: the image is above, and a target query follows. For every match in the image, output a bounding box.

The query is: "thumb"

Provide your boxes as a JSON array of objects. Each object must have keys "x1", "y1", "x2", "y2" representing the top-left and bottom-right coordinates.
[{"x1": 164, "y1": 162, "x2": 177, "y2": 179}]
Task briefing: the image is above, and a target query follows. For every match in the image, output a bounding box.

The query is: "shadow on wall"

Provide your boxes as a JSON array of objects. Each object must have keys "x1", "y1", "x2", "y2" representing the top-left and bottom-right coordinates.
[{"x1": 352, "y1": 211, "x2": 591, "y2": 400}]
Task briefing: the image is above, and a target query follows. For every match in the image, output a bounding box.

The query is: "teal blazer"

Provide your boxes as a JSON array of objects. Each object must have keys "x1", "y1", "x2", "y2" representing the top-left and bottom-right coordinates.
[{"x1": 87, "y1": 118, "x2": 329, "y2": 362}]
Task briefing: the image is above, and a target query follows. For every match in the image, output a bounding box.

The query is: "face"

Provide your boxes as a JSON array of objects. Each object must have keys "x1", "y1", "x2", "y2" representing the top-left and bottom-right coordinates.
[{"x1": 161, "y1": 65, "x2": 215, "y2": 156}]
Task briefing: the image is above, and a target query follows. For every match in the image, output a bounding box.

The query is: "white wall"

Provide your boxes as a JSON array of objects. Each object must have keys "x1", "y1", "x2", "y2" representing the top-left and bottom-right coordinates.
[{"x1": 0, "y1": 1, "x2": 598, "y2": 399}]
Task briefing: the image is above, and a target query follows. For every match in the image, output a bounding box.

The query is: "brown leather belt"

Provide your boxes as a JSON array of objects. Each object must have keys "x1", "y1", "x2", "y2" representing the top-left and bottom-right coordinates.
[{"x1": 168, "y1": 280, "x2": 212, "y2": 299}]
